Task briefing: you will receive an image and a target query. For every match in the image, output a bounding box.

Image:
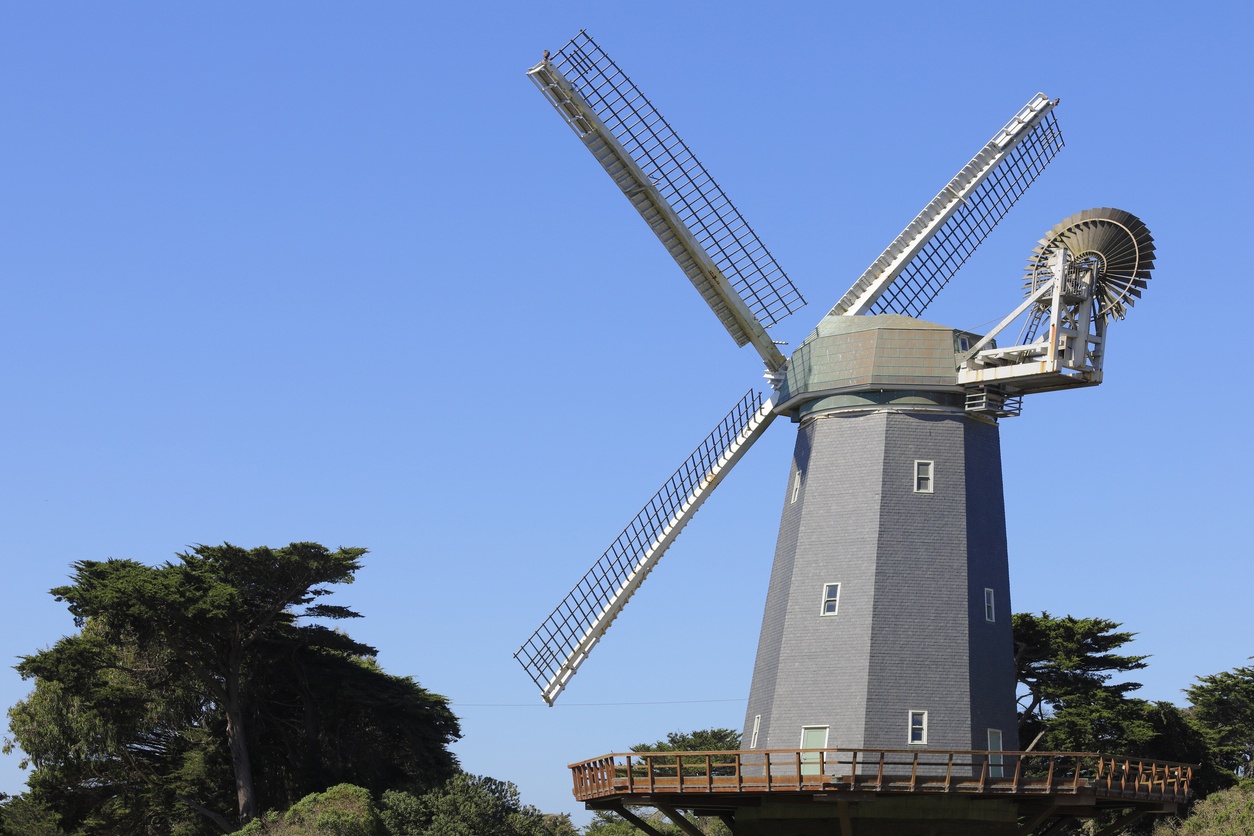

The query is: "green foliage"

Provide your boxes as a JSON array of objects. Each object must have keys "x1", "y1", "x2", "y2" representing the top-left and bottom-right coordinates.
[
  {"x1": 1187, "y1": 664, "x2": 1254, "y2": 781},
  {"x1": 583, "y1": 807, "x2": 729, "y2": 836},
  {"x1": 239, "y1": 784, "x2": 383, "y2": 836},
  {"x1": 7, "y1": 542, "x2": 461, "y2": 834},
  {"x1": 1013, "y1": 612, "x2": 1153, "y2": 753},
  {"x1": 0, "y1": 792, "x2": 63, "y2": 836},
  {"x1": 629, "y1": 729, "x2": 742, "y2": 753},
  {"x1": 583, "y1": 730, "x2": 740, "y2": 836},
  {"x1": 1152, "y1": 782, "x2": 1254, "y2": 835},
  {"x1": 378, "y1": 773, "x2": 574, "y2": 836}
]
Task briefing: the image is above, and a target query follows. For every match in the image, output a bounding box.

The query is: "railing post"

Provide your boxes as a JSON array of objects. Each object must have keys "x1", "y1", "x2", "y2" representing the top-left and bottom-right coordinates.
[
  {"x1": 945, "y1": 752, "x2": 954, "y2": 791},
  {"x1": 877, "y1": 750, "x2": 886, "y2": 790}
]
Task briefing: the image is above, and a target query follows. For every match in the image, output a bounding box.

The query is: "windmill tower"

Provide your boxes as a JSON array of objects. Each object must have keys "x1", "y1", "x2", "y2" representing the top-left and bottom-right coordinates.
[{"x1": 516, "y1": 32, "x2": 1154, "y2": 769}]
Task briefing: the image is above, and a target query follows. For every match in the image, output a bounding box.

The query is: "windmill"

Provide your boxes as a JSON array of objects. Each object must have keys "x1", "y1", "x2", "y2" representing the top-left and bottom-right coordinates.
[{"x1": 516, "y1": 32, "x2": 1154, "y2": 761}]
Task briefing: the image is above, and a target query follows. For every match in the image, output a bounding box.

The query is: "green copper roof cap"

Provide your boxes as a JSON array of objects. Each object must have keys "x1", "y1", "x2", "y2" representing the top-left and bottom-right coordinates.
[{"x1": 777, "y1": 314, "x2": 976, "y2": 418}]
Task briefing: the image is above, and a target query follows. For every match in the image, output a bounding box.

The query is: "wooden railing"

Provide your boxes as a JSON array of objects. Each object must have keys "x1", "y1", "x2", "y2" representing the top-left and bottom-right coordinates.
[{"x1": 569, "y1": 748, "x2": 1194, "y2": 804}]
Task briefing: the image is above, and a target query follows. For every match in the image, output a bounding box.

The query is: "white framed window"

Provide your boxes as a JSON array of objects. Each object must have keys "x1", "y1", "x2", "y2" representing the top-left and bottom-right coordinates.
[
  {"x1": 987, "y1": 728, "x2": 1004, "y2": 778},
  {"x1": 820, "y1": 583, "x2": 841, "y2": 616},
  {"x1": 791, "y1": 470, "x2": 803, "y2": 504},
  {"x1": 799, "y1": 726, "x2": 829, "y2": 775},
  {"x1": 984, "y1": 588, "x2": 996, "y2": 622},
  {"x1": 749, "y1": 715, "x2": 761, "y2": 750},
  {"x1": 914, "y1": 460, "x2": 934, "y2": 493},
  {"x1": 908, "y1": 711, "x2": 928, "y2": 745}
]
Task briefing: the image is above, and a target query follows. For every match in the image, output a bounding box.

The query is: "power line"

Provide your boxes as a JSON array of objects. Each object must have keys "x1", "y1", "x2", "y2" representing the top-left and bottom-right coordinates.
[{"x1": 451, "y1": 697, "x2": 747, "y2": 707}]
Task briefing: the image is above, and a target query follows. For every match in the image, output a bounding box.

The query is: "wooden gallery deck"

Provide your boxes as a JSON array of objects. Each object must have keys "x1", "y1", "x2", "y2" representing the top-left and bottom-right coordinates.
[{"x1": 569, "y1": 748, "x2": 1194, "y2": 836}]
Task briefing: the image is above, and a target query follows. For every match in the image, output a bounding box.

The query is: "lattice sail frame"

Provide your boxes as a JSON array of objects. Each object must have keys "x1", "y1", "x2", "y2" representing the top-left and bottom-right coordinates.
[
  {"x1": 528, "y1": 31, "x2": 805, "y2": 370},
  {"x1": 515, "y1": 390, "x2": 776, "y2": 705},
  {"x1": 831, "y1": 93, "x2": 1064, "y2": 318}
]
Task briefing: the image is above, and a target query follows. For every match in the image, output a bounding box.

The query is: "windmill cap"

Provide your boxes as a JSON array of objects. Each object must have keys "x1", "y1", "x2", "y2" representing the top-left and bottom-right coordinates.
[{"x1": 776, "y1": 314, "x2": 980, "y2": 419}]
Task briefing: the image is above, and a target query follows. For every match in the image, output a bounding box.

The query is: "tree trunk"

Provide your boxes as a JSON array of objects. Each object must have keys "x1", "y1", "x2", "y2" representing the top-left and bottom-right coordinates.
[{"x1": 224, "y1": 669, "x2": 257, "y2": 824}]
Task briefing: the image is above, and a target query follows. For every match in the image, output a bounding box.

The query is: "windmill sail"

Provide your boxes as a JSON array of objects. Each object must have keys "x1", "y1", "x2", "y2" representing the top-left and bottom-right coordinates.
[
  {"x1": 528, "y1": 32, "x2": 804, "y2": 371},
  {"x1": 831, "y1": 93, "x2": 1064, "y2": 318},
  {"x1": 515, "y1": 390, "x2": 776, "y2": 705}
]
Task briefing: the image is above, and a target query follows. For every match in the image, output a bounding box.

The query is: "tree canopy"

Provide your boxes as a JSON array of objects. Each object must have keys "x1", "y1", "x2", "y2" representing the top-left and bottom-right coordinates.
[
  {"x1": 1013, "y1": 612, "x2": 1153, "y2": 753},
  {"x1": 1186, "y1": 664, "x2": 1254, "y2": 782},
  {"x1": 5, "y1": 542, "x2": 461, "y2": 834}
]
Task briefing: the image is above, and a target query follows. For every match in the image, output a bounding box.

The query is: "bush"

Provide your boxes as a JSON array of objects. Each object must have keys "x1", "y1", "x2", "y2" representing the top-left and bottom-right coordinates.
[
  {"x1": 1153, "y1": 782, "x2": 1254, "y2": 835},
  {"x1": 239, "y1": 784, "x2": 382, "y2": 836}
]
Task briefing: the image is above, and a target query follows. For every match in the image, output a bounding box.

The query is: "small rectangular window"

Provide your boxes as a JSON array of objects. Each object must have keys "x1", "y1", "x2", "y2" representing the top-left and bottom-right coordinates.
[
  {"x1": 820, "y1": 583, "x2": 840, "y2": 616},
  {"x1": 791, "y1": 471, "x2": 803, "y2": 504},
  {"x1": 908, "y1": 711, "x2": 927, "y2": 745},
  {"x1": 749, "y1": 715, "x2": 761, "y2": 750},
  {"x1": 984, "y1": 588, "x2": 996, "y2": 622},
  {"x1": 914, "y1": 460, "x2": 934, "y2": 493}
]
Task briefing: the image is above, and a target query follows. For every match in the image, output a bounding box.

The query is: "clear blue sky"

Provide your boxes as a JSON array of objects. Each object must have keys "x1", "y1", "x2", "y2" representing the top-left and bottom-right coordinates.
[{"x1": 2, "y1": 1, "x2": 1250, "y2": 825}]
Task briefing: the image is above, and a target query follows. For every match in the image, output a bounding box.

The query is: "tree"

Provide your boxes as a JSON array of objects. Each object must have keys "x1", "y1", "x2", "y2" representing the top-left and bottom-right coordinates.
[
  {"x1": 1013, "y1": 612, "x2": 1154, "y2": 753},
  {"x1": 1186, "y1": 664, "x2": 1254, "y2": 781},
  {"x1": 630, "y1": 729, "x2": 742, "y2": 754},
  {"x1": 0, "y1": 792, "x2": 62, "y2": 836},
  {"x1": 583, "y1": 729, "x2": 741, "y2": 836},
  {"x1": 378, "y1": 774, "x2": 577, "y2": 836},
  {"x1": 7, "y1": 542, "x2": 461, "y2": 832}
]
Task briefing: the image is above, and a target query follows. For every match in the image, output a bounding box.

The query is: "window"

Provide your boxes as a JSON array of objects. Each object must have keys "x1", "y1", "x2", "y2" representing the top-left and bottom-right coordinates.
[
  {"x1": 984, "y1": 588, "x2": 996, "y2": 622},
  {"x1": 908, "y1": 711, "x2": 928, "y2": 745},
  {"x1": 987, "y1": 729, "x2": 1004, "y2": 778},
  {"x1": 820, "y1": 583, "x2": 841, "y2": 616},
  {"x1": 749, "y1": 715, "x2": 761, "y2": 750},
  {"x1": 914, "y1": 460, "x2": 934, "y2": 493},
  {"x1": 791, "y1": 470, "x2": 803, "y2": 504},
  {"x1": 800, "y1": 726, "x2": 829, "y2": 775}
]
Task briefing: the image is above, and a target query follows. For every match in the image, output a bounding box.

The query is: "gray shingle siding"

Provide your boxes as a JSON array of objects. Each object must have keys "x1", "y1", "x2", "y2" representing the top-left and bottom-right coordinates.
[{"x1": 743, "y1": 408, "x2": 1017, "y2": 755}]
